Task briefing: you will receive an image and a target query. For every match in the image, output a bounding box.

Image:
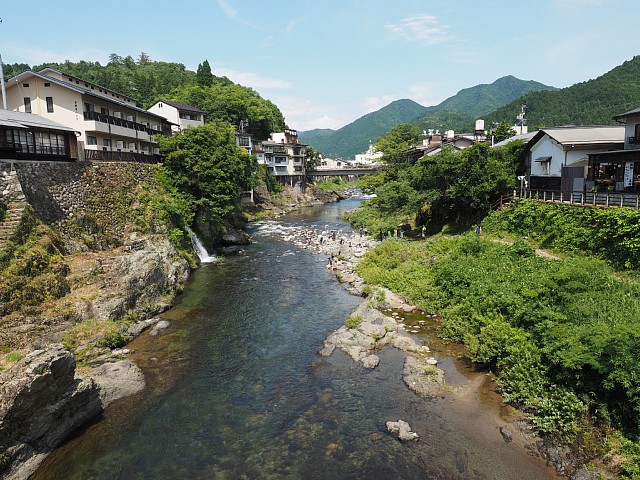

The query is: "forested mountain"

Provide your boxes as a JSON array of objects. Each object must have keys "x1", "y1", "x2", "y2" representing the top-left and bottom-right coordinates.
[
  {"x1": 300, "y1": 99, "x2": 427, "y2": 159},
  {"x1": 2, "y1": 53, "x2": 285, "y2": 140},
  {"x1": 481, "y1": 56, "x2": 640, "y2": 129},
  {"x1": 414, "y1": 76, "x2": 556, "y2": 132},
  {"x1": 301, "y1": 77, "x2": 554, "y2": 159}
]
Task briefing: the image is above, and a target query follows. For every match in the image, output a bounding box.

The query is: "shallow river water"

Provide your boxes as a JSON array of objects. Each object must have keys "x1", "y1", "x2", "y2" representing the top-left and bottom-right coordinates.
[{"x1": 33, "y1": 199, "x2": 560, "y2": 479}]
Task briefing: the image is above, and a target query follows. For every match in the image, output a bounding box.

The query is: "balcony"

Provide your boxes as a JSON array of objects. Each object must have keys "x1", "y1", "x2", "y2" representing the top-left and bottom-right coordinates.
[
  {"x1": 83, "y1": 111, "x2": 164, "y2": 138},
  {"x1": 84, "y1": 149, "x2": 162, "y2": 163}
]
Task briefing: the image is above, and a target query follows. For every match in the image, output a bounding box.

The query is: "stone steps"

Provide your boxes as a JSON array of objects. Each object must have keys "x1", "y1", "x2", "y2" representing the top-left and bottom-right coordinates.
[{"x1": 0, "y1": 203, "x2": 27, "y2": 249}]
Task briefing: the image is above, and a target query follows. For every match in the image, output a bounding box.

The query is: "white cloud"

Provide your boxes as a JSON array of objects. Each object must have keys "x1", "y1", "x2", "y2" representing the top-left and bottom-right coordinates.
[
  {"x1": 213, "y1": 67, "x2": 293, "y2": 89},
  {"x1": 269, "y1": 95, "x2": 349, "y2": 131},
  {"x1": 216, "y1": 0, "x2": 237, "y2": 19},
  {"x1": 407, "y1": 82, "x2": 448, "y2": 107},
  {"x1": 3, "y1": 43, "x2": 110, "y2": 67},
  {"x1": 385, "y1": 14, "x2": 452, "y2": 45},
  {"x1": 364, "y1": 94, "x2": 399, "y2": 113},
  {"x1": 215, "y1": 0, "x2": 259, "y2": 29}
]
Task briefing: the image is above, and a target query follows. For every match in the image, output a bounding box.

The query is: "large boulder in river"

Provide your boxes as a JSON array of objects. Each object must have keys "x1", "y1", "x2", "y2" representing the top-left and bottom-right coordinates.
[
  {"x1": 222, "y1": 229, "x2": 252, "y2": 246},
  {"x1": 0, "y1": 345, "x2": 103, "y2": 480},
  {"x1": 386, "y1": 419, "x2": 419, "y2": 441}
]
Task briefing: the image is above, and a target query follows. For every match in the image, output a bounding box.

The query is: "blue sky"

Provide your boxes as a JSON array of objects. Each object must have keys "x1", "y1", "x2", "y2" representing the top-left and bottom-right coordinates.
[{"x1": 0, "y1": 0, "x2": 638, "y2": 131}]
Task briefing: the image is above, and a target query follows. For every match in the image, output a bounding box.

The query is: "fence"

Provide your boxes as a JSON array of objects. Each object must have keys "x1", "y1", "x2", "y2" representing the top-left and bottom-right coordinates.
[{"x1": 523, "y1": 190, "x2": 640, "y2": 209}]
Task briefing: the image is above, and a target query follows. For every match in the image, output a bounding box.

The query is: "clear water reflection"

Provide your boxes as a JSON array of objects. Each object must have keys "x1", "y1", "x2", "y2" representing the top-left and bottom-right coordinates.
[{"x1": 33, "y1": 200, "x2": 560, "y2": 479}]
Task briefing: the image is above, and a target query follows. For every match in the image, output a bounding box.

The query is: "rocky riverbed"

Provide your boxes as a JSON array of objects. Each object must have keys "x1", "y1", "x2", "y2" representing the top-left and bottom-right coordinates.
[{"x1": 273, "y1": 218, "x2": 606, "y2": 479}]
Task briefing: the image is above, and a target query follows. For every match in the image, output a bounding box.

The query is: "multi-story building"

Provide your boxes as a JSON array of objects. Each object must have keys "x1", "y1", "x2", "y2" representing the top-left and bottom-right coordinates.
[
  {"x1": 2, "y1": 68, "x2": 173, "y2": 162},
  {"x1": 588, "y1": 108, "x2": 640, "y2": 192},
  {"x1": 0, "y1": 109, "x2": 78, "y2": 161},
  {"x1": 259, "y1": 129, "x2": 308, "y2": 181},
  {"x1": 147, "y1": 100, "x2": 204, "y2": 133}
]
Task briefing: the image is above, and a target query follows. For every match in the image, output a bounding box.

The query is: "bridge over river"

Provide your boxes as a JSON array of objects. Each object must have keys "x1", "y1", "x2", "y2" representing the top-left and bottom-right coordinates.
[{"x1": 307, "y1": 166, "x2": 380, "y2": 179}]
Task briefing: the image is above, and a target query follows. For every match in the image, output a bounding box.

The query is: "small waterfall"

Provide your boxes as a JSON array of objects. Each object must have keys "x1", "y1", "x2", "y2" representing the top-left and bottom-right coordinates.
[{"x1": 186, "y1": 227, "x2": 216, "y2": 263}]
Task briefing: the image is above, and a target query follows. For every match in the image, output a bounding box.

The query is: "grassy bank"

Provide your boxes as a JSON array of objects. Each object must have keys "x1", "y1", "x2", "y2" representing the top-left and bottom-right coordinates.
[{"x1": 353, "y1": 210, "x2": 640, "y2": 477}]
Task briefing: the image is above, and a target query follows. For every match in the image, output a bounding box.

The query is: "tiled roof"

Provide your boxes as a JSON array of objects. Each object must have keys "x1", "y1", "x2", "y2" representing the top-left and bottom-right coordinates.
[
  {"x1": 157, "y1": 100, "x2": 204, "y2": 114},
  {"x1": 7, "y1": 70, "x2": 168, "y2": 121},
  {"x1": 614, "y1": 107, "x2": 640, "y2": 120},
  {"x1": 0, "y1": 109, "x2": 76, "y2": 132}
]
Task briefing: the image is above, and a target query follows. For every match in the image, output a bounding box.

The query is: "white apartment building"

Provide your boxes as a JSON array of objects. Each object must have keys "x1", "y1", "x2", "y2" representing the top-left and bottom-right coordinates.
[
  {"x1": 147, "y1": 100, "x2": 204, "y2": 133},
  {"x1": 2, "y1": 68, "x2": 173, "y2": 162},
  {"x1": 260, "y1": 129, "x2": 308, "y2": 178}
]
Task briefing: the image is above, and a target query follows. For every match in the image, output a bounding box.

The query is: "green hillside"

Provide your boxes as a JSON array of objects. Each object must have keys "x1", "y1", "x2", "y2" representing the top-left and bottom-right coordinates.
[
  {"x1": 301, "y1": 77, "x2": 555, "y2": 159},
  {"x1": 481, "y1": 56, "x2": 640, "y2": 129},
  {"x1": 3, "y1": 54, "x2": 285, "y2": 140},
  {"x1": 299, "y1": 99, "x2": 428, "y2": 159},
  {"x1": 414, "y1": 75, "x2": 557, "y2": 133}
]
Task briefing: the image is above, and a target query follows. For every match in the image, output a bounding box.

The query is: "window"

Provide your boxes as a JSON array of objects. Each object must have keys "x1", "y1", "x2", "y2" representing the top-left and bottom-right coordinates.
[
  {"x1": 87, "y1": 136, "x2": 97, "y2": 145},
  {"x1": 22, "y1": 83, "x2": 29, "y2": 87},
  {"x1": 102, "y1": 107, "x2": 110, "y2": 116},
  {"x1": 85, "y1": 103, "x2": 94, "y2": 113},
  {"x1": 103, "y1": 139, "x2": 112, "y2": 148},
  {"x1": 24, "y1": 97, "x2": 31, "y2": 113},
  {"x1": 44, "y1": 82, "x2": 50, "y2": 87},
  {"x1": 46, "y1": 97, "x2": 54, "y2": 113}
]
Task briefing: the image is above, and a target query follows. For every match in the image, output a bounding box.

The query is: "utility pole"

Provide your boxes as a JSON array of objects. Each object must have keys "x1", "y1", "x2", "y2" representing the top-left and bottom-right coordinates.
[{"x1": 0, "y1": 18, "x2": 6, "y2": 109}]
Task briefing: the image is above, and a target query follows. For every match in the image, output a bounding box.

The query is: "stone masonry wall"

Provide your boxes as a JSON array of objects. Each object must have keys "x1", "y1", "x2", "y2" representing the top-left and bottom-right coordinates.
[{"x1": 1, "y1": 161, "x2": 162, "y2": 251}]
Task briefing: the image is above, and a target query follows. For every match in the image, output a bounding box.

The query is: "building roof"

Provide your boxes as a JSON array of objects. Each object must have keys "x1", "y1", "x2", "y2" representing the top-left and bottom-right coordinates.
[
  {"x1": 492, "y1": 131, "x2": 537, "y2": 147},
  {"x1": 154, "y1": 100, "x2": 204, "y2": 114},
  {"x1": 6, "y1": 70, "x2": 169, "y2": 122},
  {"x1": 0, "y1": 109, "x2": 76, "y2": 133},
  {"x1": 524, "y1": 126, "x2": 625, "y2": 152},
  {"x1": 613, "y1": 107, "x2": 640, "y2": 121}
]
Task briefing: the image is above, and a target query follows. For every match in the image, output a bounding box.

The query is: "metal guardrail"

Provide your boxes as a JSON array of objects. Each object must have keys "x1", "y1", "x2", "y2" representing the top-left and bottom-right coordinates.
[{"x1": 523, "y1": 190, "x2": 640, "y2": 209}]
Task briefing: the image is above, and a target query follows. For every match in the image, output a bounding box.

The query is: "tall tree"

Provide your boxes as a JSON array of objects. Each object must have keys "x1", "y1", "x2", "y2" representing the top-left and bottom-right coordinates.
[
  {"x1": 491, "y1": 122, "x2": 517, "y2": 143},
  {"x1": 375, "y1": 124, "x2": 423, "y2": 164},
  {"x1": 196, "y1": 60, "x2": 214, "y2": 87}
]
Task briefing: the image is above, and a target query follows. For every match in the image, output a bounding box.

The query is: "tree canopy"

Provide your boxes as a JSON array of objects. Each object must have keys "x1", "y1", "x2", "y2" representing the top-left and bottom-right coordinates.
[
  {"x1": 374, "y1": 123, "x2": 423, "y2": 164},
  {"x1": 3, "y1": 53, "x2": 286, "y2": 140},
  {"x1": 157, "y1": 121, "x2": 259, "y2": 222}
]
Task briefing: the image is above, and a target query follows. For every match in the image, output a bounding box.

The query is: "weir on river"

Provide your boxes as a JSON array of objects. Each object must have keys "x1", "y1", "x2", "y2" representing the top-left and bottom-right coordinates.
[{"x1": 33, "y1": 199, "x2": 560, "y2": 479}]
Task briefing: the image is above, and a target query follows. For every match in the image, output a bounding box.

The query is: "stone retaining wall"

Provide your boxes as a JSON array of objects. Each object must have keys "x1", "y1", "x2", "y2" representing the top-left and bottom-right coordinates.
[{"x1": 0, "y1": 161, "x2": 161, "y2": 251}]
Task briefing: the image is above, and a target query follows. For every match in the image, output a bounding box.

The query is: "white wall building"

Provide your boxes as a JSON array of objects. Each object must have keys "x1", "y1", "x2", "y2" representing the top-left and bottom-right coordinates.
[
  {"x1": 147, "y1": 100, "x2": 204, "y2": 133},
  {"x1": 354, "y1": 143, "x2": 383, "y2": 165},
  {"x1": 523, "y1": 126, "x2": 624, "y2": 192},
  {"x1": 2, "y1": 68, "x2": 172, "y2": 161},
  {"x1": 260, "y1": 129, "x2": 308, "y2": 178}
]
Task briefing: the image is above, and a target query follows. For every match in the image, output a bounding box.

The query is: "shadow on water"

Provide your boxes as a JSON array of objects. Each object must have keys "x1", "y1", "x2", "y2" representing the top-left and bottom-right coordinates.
[{"x1": 33, "y1": 200, "x2": 561, "y2": 479}]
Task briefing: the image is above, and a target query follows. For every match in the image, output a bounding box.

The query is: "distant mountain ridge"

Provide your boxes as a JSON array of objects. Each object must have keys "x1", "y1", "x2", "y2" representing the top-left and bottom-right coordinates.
[
  {"x1": 300, "y1": 76, "x2": 556, "y2": 159},
  {"x1": 300, "y1": 99, "x2": 427, "y2": 159},
  {"x1": 480, "y1": 56, "x2": 640, "y2": 129}
]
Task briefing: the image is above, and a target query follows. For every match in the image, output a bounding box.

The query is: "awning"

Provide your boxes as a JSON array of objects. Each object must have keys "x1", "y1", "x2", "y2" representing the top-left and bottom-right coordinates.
[{"x1": 534, "y1": 156, "x2": 551, "y2": 162}]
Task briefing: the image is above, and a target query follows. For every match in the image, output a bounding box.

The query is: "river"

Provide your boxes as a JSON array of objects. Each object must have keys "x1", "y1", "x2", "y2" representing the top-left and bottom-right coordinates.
[{"x1": 33, "y1": 199, "x2": 560, "y2": 479}]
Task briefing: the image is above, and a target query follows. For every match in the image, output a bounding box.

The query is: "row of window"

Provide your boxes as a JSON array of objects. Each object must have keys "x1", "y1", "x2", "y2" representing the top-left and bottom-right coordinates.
[
  {"x1": 23, "y1": 96, "x2": 54, "y2": 113},
  {"x1": 4, "y1": 129, "x2": 68, "y2": 156},
  {"x1": 86, "y1": 135, "x2": 151, "y2": 152}
]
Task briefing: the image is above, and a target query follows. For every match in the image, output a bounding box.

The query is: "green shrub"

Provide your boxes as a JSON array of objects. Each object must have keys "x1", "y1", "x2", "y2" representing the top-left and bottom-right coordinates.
[{"x1": 346, "y1": 314, "x2": 363, "y2": 329}]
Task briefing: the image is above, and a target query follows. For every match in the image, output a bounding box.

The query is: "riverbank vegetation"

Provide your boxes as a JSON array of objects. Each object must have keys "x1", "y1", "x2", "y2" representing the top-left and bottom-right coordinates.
[
  {"x1": 344, "y1": 130, "x2": 640, "y2": 475},
  {"x1": 357, "y1": 234, "x2": 640, "y2": 475},
  {"x1": 346, "y1": 140, "x2": 525, "y2": 235}
]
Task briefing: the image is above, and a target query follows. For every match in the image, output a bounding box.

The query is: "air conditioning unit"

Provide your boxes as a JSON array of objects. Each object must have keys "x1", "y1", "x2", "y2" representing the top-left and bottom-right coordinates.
[
  {"x1": 113, "y1": 112, "x2": 121, "y2": 119},
  {"x1": 116, "y1": 141, "x2": 124, "y2": 149},
  {"x1": 129, "y1": 143, "x2": 136, "y2": 151},
  {"x1": 126, "y1": 115, "x2": 134, "y2": 122}
]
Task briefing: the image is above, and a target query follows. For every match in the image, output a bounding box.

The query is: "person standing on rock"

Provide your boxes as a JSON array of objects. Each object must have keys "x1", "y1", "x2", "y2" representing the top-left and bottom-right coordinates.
[{"x1": 421, "y1": 225, "x2": 426, "y2": 240}]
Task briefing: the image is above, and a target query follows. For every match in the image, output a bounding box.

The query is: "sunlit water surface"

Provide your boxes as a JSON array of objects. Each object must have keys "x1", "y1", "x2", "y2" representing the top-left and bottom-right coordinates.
[{"x1": 33, "y1": 199, "x2": 560, "y2": 479}]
